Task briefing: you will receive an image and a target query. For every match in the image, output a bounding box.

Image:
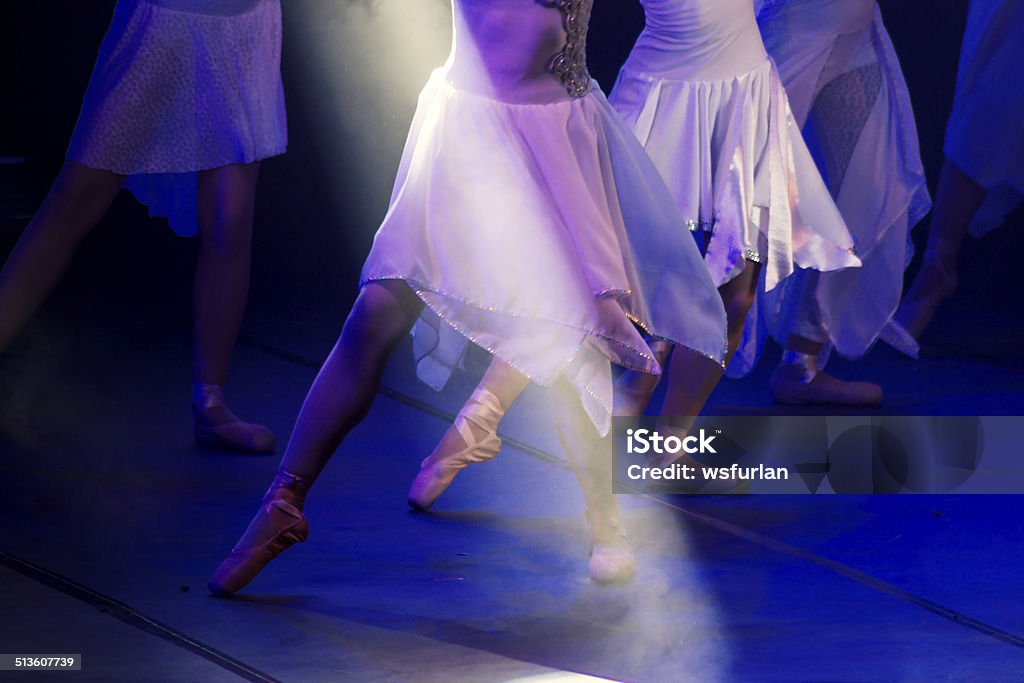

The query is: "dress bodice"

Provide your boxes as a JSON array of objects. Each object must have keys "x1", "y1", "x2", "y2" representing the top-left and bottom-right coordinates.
[
  {"x1": 549, "y1": 0, "x2": 593, "y2": 98},
  {"x1": 625, "y1": 0, "x2": 767, "y2": 81},
  {"x1": 446, "y1": 0, "x2": 593, "y2": 103}
]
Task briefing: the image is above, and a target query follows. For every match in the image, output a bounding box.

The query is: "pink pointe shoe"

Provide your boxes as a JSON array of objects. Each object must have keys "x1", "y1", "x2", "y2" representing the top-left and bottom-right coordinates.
[
  {"x1": 587, "y1": 510, "x2": 636, "y2": 585},
  {"x1": 769, "y1": 352, "x2": 883, "y2": 407},
  {"x1": 408, "y1": 388, "x2": 504, "y2": 511},
  {"x1": 193, "y1": 383, "x2": 276, "y2": 454},
  {"x1": 208, "y1": 470, "x2": 310, "y2": 596}
]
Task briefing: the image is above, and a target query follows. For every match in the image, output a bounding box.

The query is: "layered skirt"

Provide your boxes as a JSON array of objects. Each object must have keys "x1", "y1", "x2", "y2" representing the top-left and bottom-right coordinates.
[
  {"x1": 757, "y1": 0, "x2": 931, "y2": 361},
  {"x1": 610, "y1": 49, "x2": 860, "y2": 375},
  {"x1": 361, "y1": 69, "x2": 728, "y2": 434},
  {"x1": 67, "y1": 0, "x2": 288, "y2": 236}
]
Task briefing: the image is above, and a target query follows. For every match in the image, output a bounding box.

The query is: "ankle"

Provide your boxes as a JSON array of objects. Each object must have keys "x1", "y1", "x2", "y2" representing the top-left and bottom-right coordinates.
[
  {"x1": 457, "y1": 387, "x2": 505, "y2": 435},
  {"x1": 192, "y1": 382, "x2": 230, "y2": 416},
  {"x1": 779, "y1": 350, "x2": 818, "y2": 383},
  {"x1": 264, "y1": 469, "x2": 311, "y2": 511}
]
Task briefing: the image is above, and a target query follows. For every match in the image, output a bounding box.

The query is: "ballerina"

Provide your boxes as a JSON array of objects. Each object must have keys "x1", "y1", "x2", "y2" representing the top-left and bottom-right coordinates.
[
  {"x1": 896, "y1": 0, "x2": 1023, "y2": 339},
  {"x1": 755, "y1": 0, "x2": 931, "y2": 405},
  {"x1": 0, "y1": 0, "x2": 287, "y2": 452},
  {"x1": 208, "y1": 0, "x2": 727, "y2": 594},
  {"x1": 409, "y1": 0, "x2": 860, "y2": 504}
]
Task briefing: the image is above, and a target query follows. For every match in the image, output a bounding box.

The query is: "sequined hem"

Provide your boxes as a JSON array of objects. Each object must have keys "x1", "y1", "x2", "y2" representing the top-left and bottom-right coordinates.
[
  {"x1": 625, "y1": 313, "x2": 729, "y2": 370},
  {"x1": 359, "y1": 275, "x2": 661, "y2": 374},
  {"x1": 686, "y1": 218, "x2": 716, "y2": 232},
  {"x1": 549, "y1": 0, "x2": 593, "y2": 98}
]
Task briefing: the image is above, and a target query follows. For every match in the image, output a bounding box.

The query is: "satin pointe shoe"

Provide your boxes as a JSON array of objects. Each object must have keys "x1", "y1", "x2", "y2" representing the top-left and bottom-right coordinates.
[
  {"x1": 769, "y1": 353, "x2": 883, "y2": 407},
  {"x1": 193, "y1": 383, "x2": 276, "y2": 454},
  {"x1": 208, "y1": 470, "x2": 309, "y2": 596},
  {"x1": 408, "y1": 387, "x2": 504, "y2": 511}
]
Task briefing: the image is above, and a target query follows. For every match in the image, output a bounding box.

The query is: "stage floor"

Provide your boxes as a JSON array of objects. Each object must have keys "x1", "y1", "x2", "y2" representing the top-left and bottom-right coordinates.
[{"x1": 2, "y1": 273, "x2": 1023, "y2": 681}]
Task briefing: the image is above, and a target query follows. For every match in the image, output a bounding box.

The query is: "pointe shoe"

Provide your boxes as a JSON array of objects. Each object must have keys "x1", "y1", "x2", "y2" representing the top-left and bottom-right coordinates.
[
  {"x1": 586, "y1": 511, "x2": 636, "y2": 585},
  {"x1": 193, "y1": 384, "x2": 276, "y2": 454},
  {"x1": 769, "y1": 362, "x2": 883, "y2": 407},
  {"x1": 895, "y1": 261, "x2": 957, "y2": 340},
  {"x1": 208, "y1": 471, "x2": 310, "y2": 596},
  {"x1": 408, "y1": 388, "x2": 504, "y2": 511}
]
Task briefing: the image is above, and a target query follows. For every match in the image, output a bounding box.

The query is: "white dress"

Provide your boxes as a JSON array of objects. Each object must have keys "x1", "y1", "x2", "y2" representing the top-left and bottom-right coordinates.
[
  {"x1": 608, "y1": 0, "x2": 860, "y2": 376},
  {"x1": 757, "y1": 0, "x2": 931, "y2": 362},
  {"x1": 66, "y1": 0, "x2": 288, "y2": 237},
  {"x1": 360, "y1": 1, "x2": 728, "y2": 435},
  {"x1": 945, "y1": 0, "x2": 1024, "y2": 237}
]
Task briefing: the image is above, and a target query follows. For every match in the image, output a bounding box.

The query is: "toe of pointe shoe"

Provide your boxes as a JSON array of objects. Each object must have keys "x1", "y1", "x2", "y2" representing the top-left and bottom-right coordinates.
[
  {"x1": 770, "y1": 371, "x2": 883, "y2": 407},
  {"x1": 207, "y1": 503, "x2": 308, "y2": 595},
  {"x1": 589, "y1": 545, "x2": 636, "y2": 585},
  {"x1": 407, "y1": 468, "x2": 450, "y2": 511}
]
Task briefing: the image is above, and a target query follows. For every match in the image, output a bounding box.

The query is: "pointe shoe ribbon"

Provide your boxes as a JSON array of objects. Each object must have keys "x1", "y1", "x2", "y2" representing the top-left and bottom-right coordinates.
[
  {"x1": 408, "y1": 388, "x2": 504, "y2": 511},
  {"x1": 208, "y1": 471, "x2": 310, "y2": 596}
]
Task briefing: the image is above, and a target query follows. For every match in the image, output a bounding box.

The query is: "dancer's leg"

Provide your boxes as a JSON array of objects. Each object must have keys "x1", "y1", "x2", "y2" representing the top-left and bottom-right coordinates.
[
  {"x1": 896, "y1": 159, "x2": 984, "y2": 338},
  {"x1": 553, "y1": 377, "x2": 635, "y2": 584},
  {"x1": 660, "y1": 260, "x2": 761, "y2": 421},
  {"x1": 0, "y1": 161, "x2": 124, "y2": 352},
  {"x1": 191, "y1": 161, "x2": 277, "y2": 453},
  {"x1": 209, "y1": 280, "x2": 423, "y2": 595},
  {"x1": 281, "y1": 280, "x2": 424, "y2": 481},
  {"x1": 769, "y1": 273, "x2": 883, "y2": 406},
  {"x1": 408, "y1": 357, "x2": 531, "y2": 510},
  {"x1": 616, "y1": 260, "x2": 761, "y2": 419}
]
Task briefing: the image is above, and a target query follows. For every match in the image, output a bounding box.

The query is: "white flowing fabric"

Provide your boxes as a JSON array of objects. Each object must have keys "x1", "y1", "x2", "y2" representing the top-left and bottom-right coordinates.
[
  {"x1": 757, "y1": 0, "x2": 931, "y2": 363},
  {"x1": 361, "y1": 68, "x2": 728, "y2": 435},
  {"x1": 67, "y1": 0, "x2": 287, "y2": 237},
  {"x1": 609, "y1": 0, "x2": 859, "y2": 376},
  {"x1": 945, "y1": 0, "x2": 1024, "y2": 237}
]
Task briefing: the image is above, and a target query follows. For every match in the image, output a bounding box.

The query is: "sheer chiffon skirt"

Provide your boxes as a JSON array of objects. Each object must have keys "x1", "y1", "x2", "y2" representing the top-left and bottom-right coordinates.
[{"x1": 361, "y1": 70, "x2": 728, "y2": 434}]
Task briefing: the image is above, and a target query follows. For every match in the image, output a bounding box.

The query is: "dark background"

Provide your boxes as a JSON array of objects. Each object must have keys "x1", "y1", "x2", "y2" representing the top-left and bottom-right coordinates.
[{"x1": 1, "y1": 0, "x2": 1019, "y2": 366}]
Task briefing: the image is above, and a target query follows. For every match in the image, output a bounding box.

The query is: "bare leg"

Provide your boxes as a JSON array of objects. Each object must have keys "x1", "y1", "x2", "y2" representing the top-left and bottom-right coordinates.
[
  {"x1": 0, "y1": 161, "x2": 124, "y2": 352},
  {"x1": 208, "y1": 280, "x2": 423, "y2": 595},
  {"x1": 281, "y1": 280, "x2": 424, "y2": 482},
  {"x1": 896, "y1": 159, "x2": 984, "y2": 339},
  {"x1": 553, "y1": 377, "x2": 634, "y2": 584},
  {"x1": 407, "y1": 357, "x2": 531, "y2": 510},
  {"x1": 191, "y1": 161, "x2": 277, "y2": 453},
  {"x1": 660, "y1": 260, "x2": 761, "y2": 422}
]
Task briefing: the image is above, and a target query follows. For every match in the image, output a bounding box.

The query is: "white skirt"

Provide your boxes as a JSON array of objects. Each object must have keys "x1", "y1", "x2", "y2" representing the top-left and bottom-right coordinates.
[
  {"x1": 610, "y1": 56, "x2": 860, "y2": 377},
  {"x1": 66, "y1": 0, "x2": 287, "y2": 236},
  {"x1": 361, "y1": 69, "x2": 728, "y2": 435},
  {"x1": 945, "y1": 0, "x2": 1024, "y2": 237},
  {"x1": 757, "y1": 0, "x2": 931, "y2": 362}
]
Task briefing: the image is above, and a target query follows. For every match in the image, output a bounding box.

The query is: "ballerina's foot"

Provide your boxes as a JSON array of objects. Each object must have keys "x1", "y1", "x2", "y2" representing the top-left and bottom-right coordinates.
[
  {"x1": 194, "y1": 403, "x2": 276, "y2": 454},
  {"x1": 895, "y1": 264, "x2": 957, "y2": 340},
  {"x1": 769, "y1": 363, "x2": 883, "y2": 407},
  {"x1": 208, "y1": 498, "x2": 308, "y2": 596},
  {"x1": 589, "y1": 539, "x2": 636, "y2": 585},
  {"x1": 192, "y1": 384, "x2": 276, "y2": 454},
  {"x1": 408, "y1": 388, "x2": 504, "y2": 511}
]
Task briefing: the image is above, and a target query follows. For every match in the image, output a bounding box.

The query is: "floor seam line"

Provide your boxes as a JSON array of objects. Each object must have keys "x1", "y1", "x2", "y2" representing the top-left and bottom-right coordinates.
[{"x1": 0, "y1": 552, "x2": 281, "y2": 683}]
